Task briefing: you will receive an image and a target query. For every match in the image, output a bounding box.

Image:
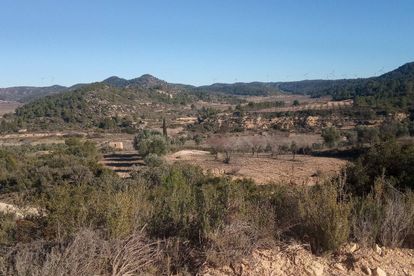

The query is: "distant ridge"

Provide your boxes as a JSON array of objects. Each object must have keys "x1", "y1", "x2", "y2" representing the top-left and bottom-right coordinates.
[{"x1": 1, "y1": 61, "x2": 414, "y2": 102}]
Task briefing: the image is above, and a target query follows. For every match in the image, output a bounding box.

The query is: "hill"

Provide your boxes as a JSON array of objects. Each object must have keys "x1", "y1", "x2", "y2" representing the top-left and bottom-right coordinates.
[
  {"x1": 197, "y1": 82, "x2": 281, "y2": 96},
  {"x1": 3, "y1": 81, "x2": 203, "y2": 132},
  {"x1": 1, "y1": 61, "x2": 414, "y2": 133},
  {"x1": 196, "y1": 62, "x2": 414, "y2": 103},
  {"x1": 0, "y1": 85, "x2": 67, "y2": 102},
  {"x1": 0, "y1": 74, "x2": 196, "y2": 103},
  {"x1": 278, "y1": 62, "x2": 414, "y2": 110},
  {"x1": 2, "y1": 61, "x2": 414, "y2": 103}
]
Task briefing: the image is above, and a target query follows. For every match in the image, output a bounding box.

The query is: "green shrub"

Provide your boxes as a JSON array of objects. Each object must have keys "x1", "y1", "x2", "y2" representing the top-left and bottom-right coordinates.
[
  {"x1": 298, "y1": 183, "x2": 351, "y2": 253},
  {"x1": 144, "y1": 153, "x2": 164, "y2": 167},
  {"x1": 322, "y1": 127, "x2": 341, "y2": 148},
  {"x1": 0, "y1": 213, "x2": 15, "y2": 245},
  {"x1": 346, "y1": 141, "x2": 414, "y2": 194},
  {"x1": 134, "y1": 130, "x2": 169, "y2": 157}
]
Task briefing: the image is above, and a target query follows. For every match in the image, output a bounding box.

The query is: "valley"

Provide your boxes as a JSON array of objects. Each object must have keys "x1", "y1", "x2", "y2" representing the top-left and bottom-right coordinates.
[{"x1": 2, "y1": 2, "x2": 414, "y2": 274}]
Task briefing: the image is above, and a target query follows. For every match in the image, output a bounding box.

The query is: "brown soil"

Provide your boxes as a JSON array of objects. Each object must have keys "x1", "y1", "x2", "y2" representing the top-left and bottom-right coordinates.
[
  {"x1": 166, "y1": 150, "x2": 347, "y2": 185},
  {"x1": 202, "y1": 243, "x2": 414, "y2": 276},
  {"x1": 0, "y1": 101, "x2": 21, "y2": 116}
]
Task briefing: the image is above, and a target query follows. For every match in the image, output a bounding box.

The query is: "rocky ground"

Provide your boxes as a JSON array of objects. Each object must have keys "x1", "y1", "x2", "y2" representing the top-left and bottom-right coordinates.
[{"x1": 202, "y1": 243, "x2": 414, "y2": 276}]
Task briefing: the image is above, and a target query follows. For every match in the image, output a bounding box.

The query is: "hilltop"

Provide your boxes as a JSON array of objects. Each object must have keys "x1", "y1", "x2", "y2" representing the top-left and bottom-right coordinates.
[{"x1": 0, "y1": 74, "x2": 194, "y2": 103}]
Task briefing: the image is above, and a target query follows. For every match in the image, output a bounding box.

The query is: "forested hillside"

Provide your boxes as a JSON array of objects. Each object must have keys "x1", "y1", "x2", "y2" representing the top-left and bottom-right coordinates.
[
  {"x1": 197, "y1": 82, "x2": 281, "y2": 96},
  {"x1": 4, "y1": 83, "x2": 200, "y2": 131},
  {"x1": 2, "y1": 62, "x2": 414, "y2": 105},
  {"x1": 279, "y1": 62, "x2": 414, "y2": 110},
  {"x1": 1, "y1": 62, "x2": 414, "y2": 133}
]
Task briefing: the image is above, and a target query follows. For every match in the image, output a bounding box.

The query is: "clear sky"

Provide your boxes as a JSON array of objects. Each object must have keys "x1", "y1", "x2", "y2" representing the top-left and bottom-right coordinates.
[{"x1": 0, "y1": 0, "x2": 413, "y2": 87}]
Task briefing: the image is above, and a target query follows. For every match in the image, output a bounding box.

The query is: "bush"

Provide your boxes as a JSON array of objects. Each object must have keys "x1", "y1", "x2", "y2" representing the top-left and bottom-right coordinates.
[
  {"x1": 146, "y1": 165, "x2": 229, "y2": 243},
  {"x1": 297, "y1": 183, "x2": 351, "y2": 253},
  {"x1": 346, "y1": 141, "x2": 414, "y2": 194},
  {"x1": 321, "y1": 127, "x2": 341, "y2": 148},
  {"x1": 0, "y1": 229, "x2": 161, "y2": 276},
  {"x1": 352, "y1": 180, "x2": 414, "y2": 247},
  {"x1": 206, "y1": 220, "x2": 258, "y2": 267},
  {"x1": 35, "y1": 178, "x2": 150, "y2": 240},
  {"x1": 356, "y1": 126, "x2": 380, "y2": 146},
  {"x1": 0, "y1": 214, "x2": 15, "y2": 245},
  {"x1": 144, "y1": 153, "x2": 164, "y2": 167},
  {"x1": 133, "y1": 130, "x2": 169, "y2": 157}
]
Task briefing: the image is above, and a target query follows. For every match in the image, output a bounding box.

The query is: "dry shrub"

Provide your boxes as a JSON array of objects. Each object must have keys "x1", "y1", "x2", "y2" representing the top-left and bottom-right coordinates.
[
  {"x1": 351, "y1": 194, "x2": 381, "y2": 246},
  {"x1": 352, "y1": 180, "x2": 414, "y2": 248},
  {"x1": 379, "y1": 189, "x2": 414, "y2": 247},
  {"x1": 1, "y1": 229, "x2": 110, "y2": 276},
  {"x1": 1, "y1": 229, "x2": 162, "y2": 276},
  {"x1": 206, "y1": 220, "x2": 258, "y2": 267},
  {"x1": 104, "y1": 184, "x2": 151, "y2": 239},
  {"x1": 157, "y1": 238, "x2": 203, "y2": 275},
  {"x1": 0, "y1": 213, "x2": 15, "y2": 244},
  {"x1": 205, "y1": 200, "x2": 278, "y2": 268},
  {"x1": 111, "y1": 229, "x2": 161, "y2": 276}
]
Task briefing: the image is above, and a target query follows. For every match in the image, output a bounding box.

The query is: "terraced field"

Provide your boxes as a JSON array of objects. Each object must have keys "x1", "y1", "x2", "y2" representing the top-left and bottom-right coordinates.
[
  {"x1": 100, "y1": 151, "x2": 144, "y2": 177},
  {"x1": 254, "y1": 99, "x2": 353, "y2": 113}
]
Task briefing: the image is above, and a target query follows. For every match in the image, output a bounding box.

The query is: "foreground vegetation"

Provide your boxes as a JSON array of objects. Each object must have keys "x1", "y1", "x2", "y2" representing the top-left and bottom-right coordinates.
[{"x1": 0, "y1": 138, "x2": 413, "y2": 275}]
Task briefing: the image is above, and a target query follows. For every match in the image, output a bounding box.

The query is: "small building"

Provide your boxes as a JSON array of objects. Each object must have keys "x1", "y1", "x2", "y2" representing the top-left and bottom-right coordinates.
[{"x1": 108, "y1": 141, "x2": 124, "y2": 150}]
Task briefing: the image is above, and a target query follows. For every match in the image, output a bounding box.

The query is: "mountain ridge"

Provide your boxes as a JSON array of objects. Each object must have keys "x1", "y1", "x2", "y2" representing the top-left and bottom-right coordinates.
[{"x1": 1, "y1": 61, "x2": 414, "y2": 102}]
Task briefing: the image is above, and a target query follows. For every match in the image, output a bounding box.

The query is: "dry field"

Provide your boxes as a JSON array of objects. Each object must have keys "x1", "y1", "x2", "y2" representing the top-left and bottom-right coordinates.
[
  {"x1": 193, "y1": 100, "x2": 233, "y2": 111},
  {"x1": 0, "y1": 100, "x2": 21, "y2": 116},
  {"x1": 166, "y1": 150, "x2": 347, "y2": 185},
  {"x1": 205, "y1": 133, "x2": 324, "y2": 151},
  {"x1": 253, "y1": 99, "x2": 353, "y2": 113},
  {"x1": 241, "y1": 94, "x2": 329, "y2": 104}
]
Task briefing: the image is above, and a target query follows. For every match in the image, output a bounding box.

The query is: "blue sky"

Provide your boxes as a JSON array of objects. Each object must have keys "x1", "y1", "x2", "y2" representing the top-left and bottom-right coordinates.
[{"x1": 0, "y1": 0, "x2": 413, "y2": 87}]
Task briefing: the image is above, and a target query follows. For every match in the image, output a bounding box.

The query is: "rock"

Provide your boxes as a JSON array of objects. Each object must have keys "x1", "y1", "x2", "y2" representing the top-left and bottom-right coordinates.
[
  {"x1": 362, "y1": 265, "x2": 372, "y2": 275},
  {"x1": 372, "y1": 267, "x2": 386, "y2": 276},
  {"x1": 305, "y1": 262, "x2": 324, "y2": 276},
  {"x1": 349, "y1": 243, "x2": 358, "y2": 253},
  {"x1": 306, "y1": 116, "x2": 319, "y2": 128},
  {"x1": 334, "y1": 263, "x2": 346, "y2": 271},
  {"x1": 374, "y1": 244, "x2": 382, "y2": 256}
]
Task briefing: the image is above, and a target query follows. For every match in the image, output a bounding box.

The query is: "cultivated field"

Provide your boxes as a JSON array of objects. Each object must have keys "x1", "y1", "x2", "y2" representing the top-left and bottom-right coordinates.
[
  {"x1": 0, "y1": 100, "x2": 21, "y2": 116},
  {"x1": 253, "y1": 99, "x2": 353, "y2": 113},
  {"x1": 166, "y1": 150, "x2": 347, "y2": 185},
  {"x1": 241, "y1": 94, "x2": 330, "y2": 104}
]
